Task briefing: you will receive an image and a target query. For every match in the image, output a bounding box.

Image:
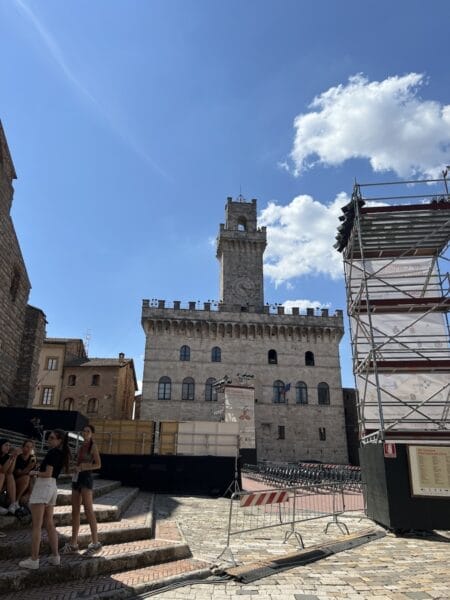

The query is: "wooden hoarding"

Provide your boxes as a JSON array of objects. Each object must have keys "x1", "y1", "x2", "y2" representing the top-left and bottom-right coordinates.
[{"x1": 90, "y1": 419, "x2": 154, "y2": 455}]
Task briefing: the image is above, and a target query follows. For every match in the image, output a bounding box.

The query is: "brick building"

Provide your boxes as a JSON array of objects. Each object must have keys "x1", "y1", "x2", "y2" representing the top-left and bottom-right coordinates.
[
  {"x1": 0, "y1": 121, "x2": 46, "y2": 407},
  {"x1": 33, "y1": 339, "x2": 138, "y2": 420},
  {"x1": 141, "y1": 197, "x2": 349, "y2": 463}
]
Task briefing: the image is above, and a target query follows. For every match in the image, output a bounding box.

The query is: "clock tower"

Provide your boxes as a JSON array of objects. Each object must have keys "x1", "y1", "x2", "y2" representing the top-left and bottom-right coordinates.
[{"x1": 216, "y1": 197, "x2": 267, "y2": 312}]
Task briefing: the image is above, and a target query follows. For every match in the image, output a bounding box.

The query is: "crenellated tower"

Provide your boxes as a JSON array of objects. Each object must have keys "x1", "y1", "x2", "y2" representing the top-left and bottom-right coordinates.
[{"x1": 216, "y1": 197, "x2": 267, "y2": 312}]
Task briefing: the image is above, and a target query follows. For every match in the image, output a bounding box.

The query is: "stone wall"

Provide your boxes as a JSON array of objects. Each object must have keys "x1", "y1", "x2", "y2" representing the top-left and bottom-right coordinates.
[
  {"x1": 13, "y1": 305, "x2": 47, "y2": 407},
  {"x1": 0, "y1": 122, "x2": 31, "y2": 407}
]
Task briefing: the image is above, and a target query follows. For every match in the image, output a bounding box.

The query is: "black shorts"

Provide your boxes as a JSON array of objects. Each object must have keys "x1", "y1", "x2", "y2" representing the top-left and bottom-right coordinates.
[{"x1": 71, "y1": 471, "x2": 93, "y2": 491}]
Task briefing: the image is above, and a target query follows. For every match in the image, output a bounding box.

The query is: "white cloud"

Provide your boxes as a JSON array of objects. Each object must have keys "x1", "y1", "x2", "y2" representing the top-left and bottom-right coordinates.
[
  {"x1": 282, "y1": 299, "x2": 330, "y2": 313},
  {"x1": 259, "y1": 192, "x2": 348, "y2": 285},
  {"x1": 290, "y1": 73, "x2": 450, "y2": 178}
]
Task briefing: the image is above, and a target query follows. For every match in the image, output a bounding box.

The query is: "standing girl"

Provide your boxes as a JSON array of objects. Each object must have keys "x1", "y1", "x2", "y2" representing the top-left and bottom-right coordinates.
[
  {"x1": 19, "y1": 429, "x2": 70, "y2": 570},
  {"x1": 61, "y1": 424, "x2": 102, "y2": 554}
]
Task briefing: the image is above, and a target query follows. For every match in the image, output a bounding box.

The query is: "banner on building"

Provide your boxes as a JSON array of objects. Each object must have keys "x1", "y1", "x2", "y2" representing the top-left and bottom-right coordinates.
[{"x1": 224, "y1": 385, "x2": 256, "y2": 449}]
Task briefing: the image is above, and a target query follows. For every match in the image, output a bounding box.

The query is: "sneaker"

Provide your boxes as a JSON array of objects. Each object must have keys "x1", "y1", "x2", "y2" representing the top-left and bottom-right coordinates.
[
  {"x1": 0, "y1": 507, "x2": 8, "y2": 516},
  {"x1": 48, "y1": 554, "x2": 60, "y2": 566},
  {"x1": 60, "y1": 542, "x2": 79, "y2": 554},
  {"x1": 8, "y1": 502, "x2": 19, "y2": 515},
  {"x1": 19, "y1": 557, "x2": 39, "y2": 570},
  {"x1": 84, "y1": 542, "x2": 102, "y2": 556}
]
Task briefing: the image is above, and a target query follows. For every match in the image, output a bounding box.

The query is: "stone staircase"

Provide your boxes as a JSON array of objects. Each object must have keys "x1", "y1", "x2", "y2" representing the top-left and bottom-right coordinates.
[{"x1": 0, "y1": 476, "x2": 211, "y2": 598}]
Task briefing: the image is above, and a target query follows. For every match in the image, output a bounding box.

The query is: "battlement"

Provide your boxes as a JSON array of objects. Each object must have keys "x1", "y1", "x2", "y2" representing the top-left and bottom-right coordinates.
[{"x1": 142, "y1": 298, "x2": 343, "y2": 319}]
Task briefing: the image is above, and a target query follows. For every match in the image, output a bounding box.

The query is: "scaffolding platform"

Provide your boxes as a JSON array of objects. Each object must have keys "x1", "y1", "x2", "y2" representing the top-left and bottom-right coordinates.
[{"x1": 337, "y1": 176, "x2": 450, "y2": 443}]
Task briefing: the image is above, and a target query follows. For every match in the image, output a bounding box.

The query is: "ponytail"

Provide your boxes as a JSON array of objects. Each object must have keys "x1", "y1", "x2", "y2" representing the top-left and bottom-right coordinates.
[{"x1": 53, "y1": 429, "x2": 71, "y2": 473}]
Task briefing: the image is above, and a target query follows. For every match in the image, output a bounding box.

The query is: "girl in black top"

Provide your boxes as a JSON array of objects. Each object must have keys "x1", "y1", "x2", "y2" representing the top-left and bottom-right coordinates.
[
  {"x1": 19, "y1": 429, "x2": 70, "y2": 570},
  {"x1": 0, "y1": 439, "x2": 21, "y2": 515},
  {"x1": 14, "y1": 439, "x2": 36, "y2": 506}
]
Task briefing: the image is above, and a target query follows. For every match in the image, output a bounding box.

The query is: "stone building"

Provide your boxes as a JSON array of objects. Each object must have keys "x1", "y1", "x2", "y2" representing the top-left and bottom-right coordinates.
[
  {"x1": 141, "y1": 197, "x2": 348, "y2": 463},
  {"x1": 0, "y1": 121, "x2": 46, "y2": 407},
  {"x1": 33, "y1": 339, "x2": 138, "y2": 420}
]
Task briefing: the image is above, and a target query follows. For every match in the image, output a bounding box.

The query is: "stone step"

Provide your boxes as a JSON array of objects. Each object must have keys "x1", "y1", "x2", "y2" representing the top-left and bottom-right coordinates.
[
  {"x1": 0, "y1": 558, "x2": 211, "y2": 599},
  {"x1": 53, "y1": 486, "x2": 139, "y2": 527},
  {"x1": 0, "y1": 492, "x2": 154, "y2": 560},
  {"x1": 0, "y1": 538, "x2": 194, "y2": 594},
  {"x1": 56, "y1": 478, "x2": 121, "y2": 505}
]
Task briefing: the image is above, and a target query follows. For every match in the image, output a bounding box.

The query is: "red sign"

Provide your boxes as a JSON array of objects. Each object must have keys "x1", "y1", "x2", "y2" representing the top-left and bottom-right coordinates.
[{"x1": 384, "y1": 442, "x2": 397, "y2": 458}]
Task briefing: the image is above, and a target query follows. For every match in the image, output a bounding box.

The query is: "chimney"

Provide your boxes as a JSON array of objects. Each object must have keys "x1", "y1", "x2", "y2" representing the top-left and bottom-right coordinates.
[{"x1": 119, "y1": 352, "x2": 125, "y2": 363}]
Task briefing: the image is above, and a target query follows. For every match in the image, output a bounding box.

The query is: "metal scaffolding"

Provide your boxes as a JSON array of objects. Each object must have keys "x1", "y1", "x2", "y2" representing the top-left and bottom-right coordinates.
[{"x1": 339, "y1": 176, "x2": 450, "y2": 445}]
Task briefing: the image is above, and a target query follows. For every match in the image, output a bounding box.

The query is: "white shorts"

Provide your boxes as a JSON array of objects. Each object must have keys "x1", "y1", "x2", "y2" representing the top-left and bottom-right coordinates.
[{"x1": 29, "y1": 477, "x2": 58, "y2": 506}]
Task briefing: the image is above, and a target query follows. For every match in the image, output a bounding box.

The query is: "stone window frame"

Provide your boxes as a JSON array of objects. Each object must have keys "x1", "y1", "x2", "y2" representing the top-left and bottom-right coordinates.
[
  {"x1": 67, "y1": 374, "x2": 76, "y2": 386},
  {"x1": 268, "y1": 349, "x2": 278, "y2": 365},
  {"x1": 46, "y1": 357, "x2": 59, "y2": 371},
  {"x1": 87, "y1": 398, "x2": 98, "y2": 413},
  {"x1": 91, "y1": 374, "x2": 100, "y2": 386},
  {"x1": 205, "y1": 378, "x2": 217, "y2": 402},
  {"x1": 211, "y1": 346, "x2": 221, "y2": 362},
  {"x1": 296, "y1": 381, "x2": 308, "y2": 404},
  {"x1": 182, "y1": 377, "x2": 195, "y2": 401},
  {"x1": 277, "y1": 425, "x2": 285, "y2": 440},
  {"x1": 305, "y1": 351, "x2": 315, "y2": 366},
  {"x1": 41, "y1": 387, "x2": 54, "y2": 406},
  {"x1": 318, "y1": 382, "x2": 330, "y2": 405},
  {"x1": 63, "y1": 397, "x2": 74, "y2": 410},
  {"x1": 273, "y1": 380, "x2": 286, "y2": 403},
  {"x1": 180, "y1": 345, "x2": 190, "y2": 361},
  {"x1": 158, "y1": 376, "x2": 171, "y2": 400}
]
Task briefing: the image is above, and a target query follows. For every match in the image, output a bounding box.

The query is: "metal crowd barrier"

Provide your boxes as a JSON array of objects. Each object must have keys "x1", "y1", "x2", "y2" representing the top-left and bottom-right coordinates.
[{"x1": 218, "y1": 482, "x2": 366, "y2": 565}]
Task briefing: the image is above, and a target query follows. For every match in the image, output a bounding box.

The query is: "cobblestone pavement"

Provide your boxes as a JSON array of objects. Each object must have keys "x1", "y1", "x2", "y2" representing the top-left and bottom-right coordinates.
[{"x1": 153, "y1": 480, "x2": 450, "y2": 600}]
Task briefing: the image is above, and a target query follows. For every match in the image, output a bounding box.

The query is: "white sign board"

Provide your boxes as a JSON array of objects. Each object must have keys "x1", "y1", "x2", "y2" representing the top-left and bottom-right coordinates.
[
  {"x1": 408, "y1": 445, "x2": 450, "y2": 497},
  {"x1": 224, "y1": 385, "x2": 256, "y2": 449}
]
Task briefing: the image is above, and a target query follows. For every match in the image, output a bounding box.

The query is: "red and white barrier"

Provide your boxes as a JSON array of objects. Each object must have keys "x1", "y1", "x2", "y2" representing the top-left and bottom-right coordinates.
[{"x1": 240, "y1": 490, "x2": 289, "y2": 507}]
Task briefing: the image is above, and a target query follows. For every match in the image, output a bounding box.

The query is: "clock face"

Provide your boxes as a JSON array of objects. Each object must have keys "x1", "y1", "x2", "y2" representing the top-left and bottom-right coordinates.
[{"x1": 233, "y1": 276, "x2": 255, "y2": 297}]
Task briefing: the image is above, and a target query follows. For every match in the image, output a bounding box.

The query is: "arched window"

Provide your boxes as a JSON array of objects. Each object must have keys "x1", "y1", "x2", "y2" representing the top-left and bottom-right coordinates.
[
  {"x1": 211, "y1": 346, "x2": 221, "y2": 362},
  {"x1": 68, "y1": 374, "x2": 76, "y2": 386},
  {"x1": 305, "y1": 351, "x2": 315, "y2": 366},
  {"x1": 182, "y1": 377, "x2": 195, "y2": 401},
  {"x1": 91, "y1": 374, "x2": 100, "y2": 386},
  {"x1": 237, "y1": 217, "x2": 247, "y2": 231},
  {"x1": 273, "y1": 380, "x2": 286, "y2": 403},
  {"x1": 63, "y1": 397, "x2": 74, "y2": 410},
  {"x1": 205, "y1": 378, "x2": 217, "y2": 401},
  {"x1": 180, "y1": 345, "x2": 190, "y2": 361},
  {"x1": 318, "y1": 382, "x2": 330, "y2": 405},
  {"x1": 87, "y1": 398, "x2": 98, "y2": 413},
  {"x1": 296, "y1": 381, "x2": 308, "y2": 404},
  {"x1": 158, "y1": 376, "x2": 171, "y2": 400},
  {"x1": 268, "y1": 349, "x2": 278, "y2": 365}
]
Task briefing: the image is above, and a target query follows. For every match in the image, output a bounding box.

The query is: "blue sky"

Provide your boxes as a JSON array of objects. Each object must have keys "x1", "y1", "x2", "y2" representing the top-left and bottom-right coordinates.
[{"x1": 1, "y1": 0, "x2": 450, "y2": 389}]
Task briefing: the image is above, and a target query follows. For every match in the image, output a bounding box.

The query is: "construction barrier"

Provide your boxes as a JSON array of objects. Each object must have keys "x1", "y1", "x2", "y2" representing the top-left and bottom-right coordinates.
[
  {"x1": 218, "y1": 482, "x2": 366, "y2": 565},
  {"x1": 89, "y1": 419, "x2": 155, "y2": 454}
]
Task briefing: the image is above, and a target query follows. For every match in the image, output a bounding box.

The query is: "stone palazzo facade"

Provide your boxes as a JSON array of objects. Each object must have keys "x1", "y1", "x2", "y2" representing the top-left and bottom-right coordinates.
[
  {"x1": 0, "y1": 121, "x2": 46, "y2": 407},
  {"x1": 141, "y1": 197, "x2": 348, "y2": 463}
]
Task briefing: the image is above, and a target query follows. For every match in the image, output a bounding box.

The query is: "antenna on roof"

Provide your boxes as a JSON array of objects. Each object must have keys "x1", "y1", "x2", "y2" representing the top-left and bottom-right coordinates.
[{"x1": 84, "y1": 329, "x2": 91, "y2": 357}]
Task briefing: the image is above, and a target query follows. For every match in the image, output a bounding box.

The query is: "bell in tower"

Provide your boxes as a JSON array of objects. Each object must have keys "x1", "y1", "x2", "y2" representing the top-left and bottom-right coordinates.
[{"x1": 216, "y1": 197, "x2": 267, "y2": 312}]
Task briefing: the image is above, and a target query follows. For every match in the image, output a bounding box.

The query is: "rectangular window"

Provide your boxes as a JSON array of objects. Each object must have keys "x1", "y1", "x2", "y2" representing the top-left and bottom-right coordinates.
[
  {"x1": 41, "y1": 387, "x2": 54, "y2": 405},
  {"x1": 278, "y1": 425, "x2": 285, "y2": 440},
  {"x1": 46, "y1": 357, "x2": 58, "y2": 370},
  {"x1": 319, "y1": 427, "x2": 326, "y2": 441}
]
